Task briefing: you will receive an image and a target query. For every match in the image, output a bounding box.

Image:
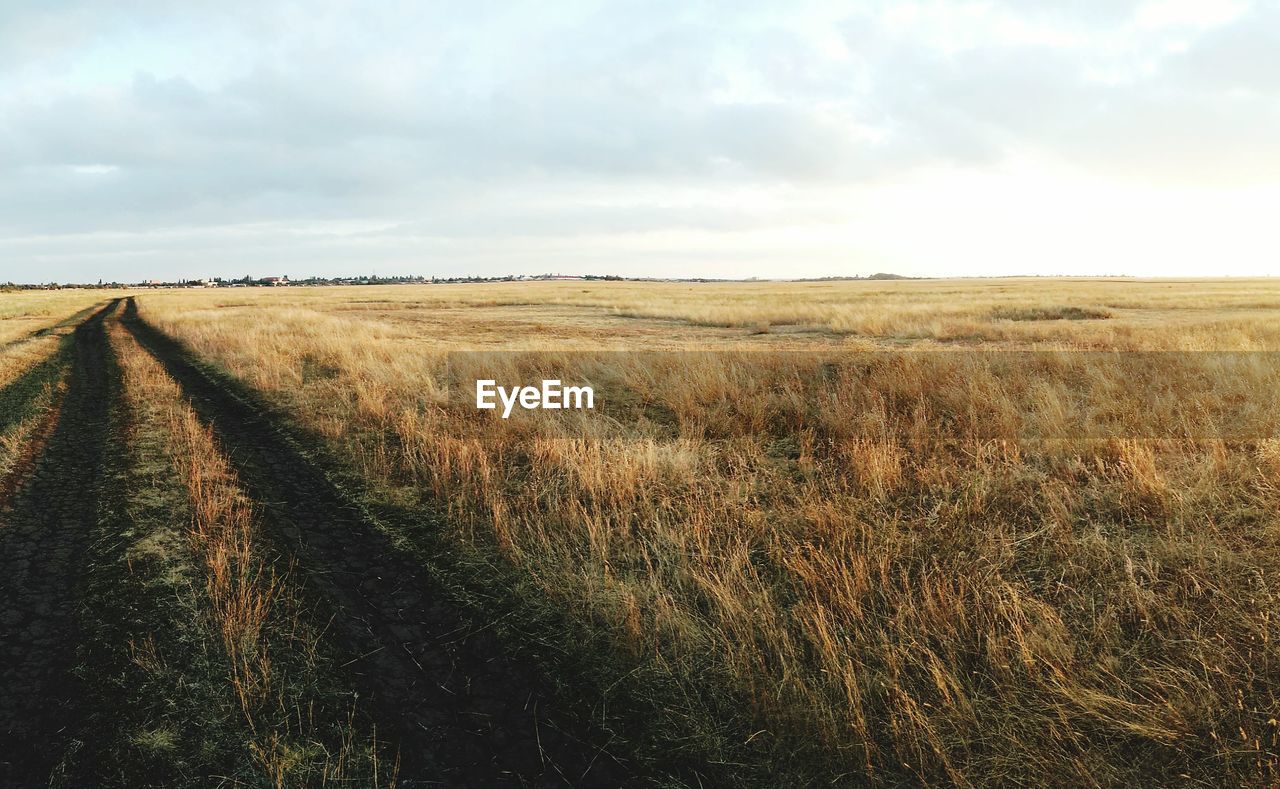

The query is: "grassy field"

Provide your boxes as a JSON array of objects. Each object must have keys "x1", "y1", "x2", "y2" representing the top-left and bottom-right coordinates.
[
  {"x1": 0, "y1": 290, "x2": 126, "y2": 346},
  {"x1": 139, "y1": 277, "x2": 1280, "y2": 349},
  {"x1": 2, "y1": 280, "x2": 1278, "y2": 784},
  {"x1": 97, "y1": 315, "x2": 394, "y2": 784},
  {"x1": 119, "y1": 278, "x2": 1280, "y2": 785},
  {"x1": 0, "y1": 295, "x2": 401, "y2": 785},
  {"x1": 0, "y1": 291, "x2": 130, "y2": 490}
]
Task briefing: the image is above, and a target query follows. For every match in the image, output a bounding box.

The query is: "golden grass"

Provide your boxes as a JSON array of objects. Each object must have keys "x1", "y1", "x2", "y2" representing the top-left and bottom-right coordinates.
[
  {"x1": 145, "y1": 278, "x2": 1280, "y2": 349},
  {"x1": 0, "y1": 334, "x2": 61, "y2": 387},
  {"x1": 0, "y1": 289, "x2": 120, "y2": 390},
  {"x1": 0, "y1": 289, "x2": 129, "y2": 346},
  {"x1": 0, "y1": 336, "x2": 65, "y2": 485},
  {"x1": 110, "y1": 317, "x2": 395, "y2": 786},
  {"x1": 138, "y1": 279, "x2": 1280, "y2": 784},
  {"x1": 0, "y1": 292, "x2": 118, "y2": 490}
]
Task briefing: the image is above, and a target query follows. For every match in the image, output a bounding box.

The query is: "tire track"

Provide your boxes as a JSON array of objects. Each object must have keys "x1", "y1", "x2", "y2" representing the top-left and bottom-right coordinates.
[
  {"x1": 121, "y1": 299, "x2": 636, "y2": 787},
  {"x1": 0, "y1": 303, "x2": 109, "y2": 512},
  {"x1": 0, "y1": 300, "x2": 121, "y2": 783}
]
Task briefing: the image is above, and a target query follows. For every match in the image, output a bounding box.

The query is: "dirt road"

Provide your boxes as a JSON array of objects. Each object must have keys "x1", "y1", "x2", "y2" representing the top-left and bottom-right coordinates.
[
  {"x1": 114, "y1": 299, "x2": 633, "y2": 786},
  {"x1": 0, "y1": 299, "x2": 640, "y2": 785},
  {"x1": 0, "y1": 301, "x2": 120, "y2": 782}
]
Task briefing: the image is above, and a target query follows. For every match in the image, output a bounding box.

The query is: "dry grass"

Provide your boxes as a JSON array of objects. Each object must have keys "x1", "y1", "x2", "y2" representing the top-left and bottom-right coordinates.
[
  {"x1": 0, "y1": 335, "x2": 65, "y2": 485},
  {"x1": 0, "y1": 292, "x2": 121, "y2": 489},
  {"x1": 110, "y1": 318, "x2": 395, "y2": 786},
  {"x1": 0, "y1": 335, "x2": 61, "y2": 387},
  {"x1": 0, "y1": 289, "x2": 119, "y2": 391},
  {"x1": 137, "y1": 279, "x2": 1280, "y2": 784},
  {"x1": 143, "y1": 277, "x2": 1280, "y2": 349},
  {"x1": 0, "y1": 289, "x2": 128, "y2": 346}
]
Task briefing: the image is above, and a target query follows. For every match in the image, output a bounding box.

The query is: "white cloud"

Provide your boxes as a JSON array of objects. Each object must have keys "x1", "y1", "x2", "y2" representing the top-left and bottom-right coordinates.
[{"x1": 0, "y1": 0, "x2": 1276, "y2": 281}]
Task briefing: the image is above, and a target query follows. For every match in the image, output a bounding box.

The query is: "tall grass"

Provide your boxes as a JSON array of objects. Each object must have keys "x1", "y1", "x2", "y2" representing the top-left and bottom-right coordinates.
[
  {"x1": 138, "y1": 280, "x2": 1280, "y2": 784},
  {"x1": 0, "y1": 336, "x2": 67, "y2": 486},
  {"x1": 110, "y1": 319, "x2": 396, "y2": 786},
  {"x1": 0, "y1": 290, "x2": 127, "y2": 345},
  {"x1": 0, "y1": 291, "x2": 110, "y2": 494}
]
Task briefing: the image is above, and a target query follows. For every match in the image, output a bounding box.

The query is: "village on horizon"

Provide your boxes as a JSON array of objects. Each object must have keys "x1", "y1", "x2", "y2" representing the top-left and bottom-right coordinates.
[{"x1": 2, "y1": 272, "x2": 920, "y2": 290}]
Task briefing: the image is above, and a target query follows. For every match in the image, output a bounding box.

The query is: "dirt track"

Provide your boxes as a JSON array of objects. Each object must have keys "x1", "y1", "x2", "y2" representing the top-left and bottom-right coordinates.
[
  {"x1": 0, "y1": 300, "x2": 638, "y2": 785},
  {"x1": 0, "y1": 301, "x2": 120, "y2": 781},
  {"x1": 121, "y1": 299, "x2": 634, "y2": 787}
]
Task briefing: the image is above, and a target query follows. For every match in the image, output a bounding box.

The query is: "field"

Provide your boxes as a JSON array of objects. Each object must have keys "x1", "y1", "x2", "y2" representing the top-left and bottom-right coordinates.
[{"x1": 2, "y1": 279, "x2": 1280, "y2": 785}]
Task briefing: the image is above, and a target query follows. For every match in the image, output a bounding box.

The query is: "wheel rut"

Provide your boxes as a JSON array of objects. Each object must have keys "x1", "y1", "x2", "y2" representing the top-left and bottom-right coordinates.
[
  {"x1": 121, "y1": 298, "x2": 635, "y2": 787},
  {"x1": 0, "y1": 300, "x2": 121, "y2": 782}
]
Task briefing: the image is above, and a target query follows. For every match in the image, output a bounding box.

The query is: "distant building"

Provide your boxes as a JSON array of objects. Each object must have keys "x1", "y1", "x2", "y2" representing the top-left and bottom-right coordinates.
[{"x1": 260, "y1": 276, "x2": 289, "y2": 286}]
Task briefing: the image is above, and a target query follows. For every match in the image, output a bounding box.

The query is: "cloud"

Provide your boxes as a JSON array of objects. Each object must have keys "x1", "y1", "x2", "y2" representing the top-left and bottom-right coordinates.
[{"x1": 0, "y1": 0, "x2": 1276, "y2": 280}]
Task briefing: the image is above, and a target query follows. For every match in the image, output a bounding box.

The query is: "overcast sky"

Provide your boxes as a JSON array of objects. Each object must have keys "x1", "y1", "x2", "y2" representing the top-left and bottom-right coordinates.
[{"x1": 1, "y1": 1, "x2": 1277, "y2": 283}]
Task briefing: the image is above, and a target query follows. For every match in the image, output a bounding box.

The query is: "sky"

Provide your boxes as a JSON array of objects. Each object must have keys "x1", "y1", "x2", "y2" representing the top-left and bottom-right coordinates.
[{"x1": 0, "y1": 0, "x2": 1277, "y2": 283}]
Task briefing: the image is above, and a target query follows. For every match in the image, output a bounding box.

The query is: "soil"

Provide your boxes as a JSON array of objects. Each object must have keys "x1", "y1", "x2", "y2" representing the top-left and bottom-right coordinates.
[{"x1": 0, "y1": 301, "x2": 120, "y2": 783}]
